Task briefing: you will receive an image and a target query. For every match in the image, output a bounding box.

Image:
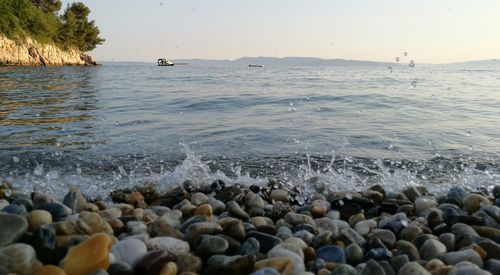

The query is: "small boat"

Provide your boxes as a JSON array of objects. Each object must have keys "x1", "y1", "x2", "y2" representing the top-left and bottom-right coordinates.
[
  {"x1": 158, "y1": 58, "x2": 174, "y2": 66},
  {"x1": 249, "y1": 64, "x2": 264, "y2": 68}
]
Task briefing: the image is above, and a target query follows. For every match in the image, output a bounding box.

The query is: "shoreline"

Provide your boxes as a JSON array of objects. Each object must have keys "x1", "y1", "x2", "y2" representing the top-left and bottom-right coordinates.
[{"x1": 0, "y1": 180, "x2": 499, "y2": 274}]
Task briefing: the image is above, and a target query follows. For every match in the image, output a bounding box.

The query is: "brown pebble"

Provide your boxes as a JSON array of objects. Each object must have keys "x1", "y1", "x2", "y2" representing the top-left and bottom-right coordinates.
[
  {"x1": 334, "y1": 240, "x2": 345, "y2": 249},
  {"x1": 470, "y1": 243, "x2": 487, "y2": 260},
  {"x1": 33, "y1": 265, "x2": 66, "y2": 275},
  {"x1": 159, "y1": 262, "x2": 177, "y2": 275},
  {"x1": 324, "y1": 262, "x2": 340, "y2": 270},
  {"x1": 303, "y1": 246, "x2": 316, "y2": 262},
  {"x1": 318, "y1": 268, "x2": 331, "y2": 275},
  {"x1": 95, "y1": 201, "x2": 107, "y2": 210},
  {"x1": 126, "y1": 191, "x2": 145, "y2": 205},
  {"x1": 194, "y1": 204, "x2": 213, "y2": 222},
  {"x1": 431, "y1": 266, "x2": 453, "y2": 275}
]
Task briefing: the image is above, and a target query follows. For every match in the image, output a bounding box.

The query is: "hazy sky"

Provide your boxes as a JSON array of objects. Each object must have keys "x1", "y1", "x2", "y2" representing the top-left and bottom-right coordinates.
[{"x1": 61, "y1": 0, "x2": 500, "y2": 63}]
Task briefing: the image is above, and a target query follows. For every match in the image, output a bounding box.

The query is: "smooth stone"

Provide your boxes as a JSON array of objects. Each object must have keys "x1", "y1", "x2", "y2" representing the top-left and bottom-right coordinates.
[
  {"x1": 448, "y1": 261, "x2": 492, "y2": 275},
  {"x1": 327, "y1": 210, "x2": 341, "y2": 220},
  {"x1": 331, "y1": 264, "x2": 358, "y2": 275},
  {"x1": 107, "y1": 261, "x2": 133, "y2": 275},
  {"x1": 0, "y1": 213, "x2": 28, "y2": 246},
  {"x1": 471, "y1": 225, "x2": 500, "y2": 240},
  {"x1": 267, "y1": 248, "x2": 304, "y2": 274},
  {"x1": 62, "y1": 233, "x2": 113, "y2": 275},
  {"x1": 425, "y1": 259, "x2": 445, "y2": 273},
  {"x1": 147, "y1": 236, "x2": 190, "y2": 255},
  {"x1": 254, "y1": 256, "x2": 300, "y2": 275},
  {"x1": 271, "y1": 190, "x2": 289, "y2": 202},
  {"x1": 396, "y1": 240, "x2": 420, "y2": 261},
  {"x1": 369, "y1": 229, "x2": 396, "y2": 248},
  {"x1": 245, "y1": 192, "x2": 266, "y2": 209},
  {"x1": 124, "y1": 221, "x2": 145, "y2": 235},
  {"x1": 133, "y1": 250, "x2": 171, "y2": 275},
  {"x1": 363, "y1": 248, "x2": 392, "y2": 262},
  {"x1": 195, "y1": 234, "x2": 229, "y2": 258},
  {"x1": 184, "y1": 222, "x2": 222, "y2": 243},
  {"x1": 251, "y1": 267, "x2": 280, "y2": 275},
  {"x1": 157, "y1": 210, "x2": 183, "y2": 228},
  {"x1": 339, "y1": 228, "x2": 366, "y2": 247},
  {"x1": 379, "y1": 260, "x2": 396, "y2": 275},
  {"x1": 402, "y1": 186, "x2": 422, "y2": 202},
  {"x1": 63, "y1": 188, "x2": 80, "y2": 213},
  {"x1": 314, "y1": 217, "x2": 339, "y2": 233},
  {"x1": 451, "y1": 223, "x2": 479, "y2": 249},
  {"x1": 478, "y1": 241, "x2": 500, "y2": 260},
  {"x1": 443, "y1": 249, "x2": 483, "y2": 267},
  {"x1": 32, "y1": 192, "x2": 54, "y2": 209},
  {"x1": 419, "y1": 239, "x2": 447, "y2": 261},
  {"x1": 439, "y1": 232, "x2": 456, "y2": 252},
  {"x1": 315, "y1": 245, "x2": 345, "y2": 263},
  {"x1": 345, "y1": 244, "x2": 363, "y2": 265},
  {"x1": 354, "y1": 219, "x2": 377, "y2": 236},
  {"x1": 398, "y1": 262, "x2": 430, "y2": 275},
  {"x1": 178, "y1": 215, "x2": 207, "y2": 233},
  {"x1": 26, "y1": 210, "x2": 53, "y2": 232},
  {"x1": 463, "y1": 194, "x2": 491, "y2": 213},
  {"x1": 239, "y1": 237, "x2": 260, "y2": 255},
  {"x1": 390, "y1": 254, "x2": 409, "y2": 271},
  {"x1": 332, "y1": 220, "x2": 350, "y2": 231},
  {"x1": 33, "y1": 265, "x2": 66, "y2": 275},
  {"x1": 293, "y1": 230, "x2": 315, "y2": 246},
  {"x1": 0, "y1": 243, "x2": 40, "y2": 275},
  {"x1": 415, "y1": 196, "x2": 438, "y2": 215},
  {"x1": 269, "y1": 243, "x2": 304, "y2": 260},
  {"x1": 2, "y1": 203, "x2": 27, "y2": 216},
  {"x1": 247, "y1": 231, "x2": 282, "y2": 253},
  {"x1": 448, "y1": 187, "x2": 467, "y2": 201},
  {"x1": 400, "y1": 225, "x2": 424, "y2": 241},
  {"x1": 190, "y1": 192, "x2": 209, "y2": 206},
  {"x1": 361, "y1": 259, "x2": 386, "y2": 275},
  {"x1": 28, "y1": 226, "x2": 57, "y2": 265},
  {"x1": 483, "y1": 259, "x2": 500, "y2": 275},
  {"x1": 38, "y1": 203, "x2": 68, "y2": 221},
  {"x1": 284, "y1": 212, "x2": 315, "y2": 226},
  {"x1": 194, "y1": 204, "x2": 213, "y2": 221},
  {"x1": 227, "y1": 201, "x2": 251, "y2": 220},
  {"x1": 223, "y1": 219, "x2": 246, "y2": 241},
  {"x1": 175, "y1": 252, "x2": 203, "y2": 273},
  {"x1": 0, "y1": 199, "x2": 9, "y2": 211},
  {"x1": 379, "y1": 213, "x2": 410, "y2": 234},
  {"x1": 79, "y1": 211, "x2": 113, "y2": 235},
  {"x1": 208, "y1": 198, "x2": 226, "y2": 214},
  {"x1": 159, "y1": 261, "x2": 177, "y2": 275},
  {"x1": 111, "y1": 239, "x2": 147, "y2": 267}
]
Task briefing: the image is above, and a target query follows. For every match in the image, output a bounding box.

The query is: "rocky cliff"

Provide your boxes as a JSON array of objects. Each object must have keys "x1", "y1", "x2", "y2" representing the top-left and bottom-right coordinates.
[{"x1": 0, "y1": 35, "x2": 96, "y2": 66}]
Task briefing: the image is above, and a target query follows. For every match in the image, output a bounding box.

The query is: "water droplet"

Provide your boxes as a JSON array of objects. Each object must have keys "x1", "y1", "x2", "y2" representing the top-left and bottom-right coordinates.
[
  {"x1": 395, "y1": 57, "x2": 400, "y2": 62},
  {"x1": 388, "y1": 144, "x2": 394, "y2": 150},
  {"x1": 468, "y1": 145, "x2": 473, "y2": 150},
  {"x1": 466, "y1": 131, "x2": 471, "y2": 136},
  {"x1": 34, "y1": 163, "x2": 44, "y2": 176},
  {"x1": 76, "y1": 167, "x2": 82, "y2": 175},
  {"x1": 410, "y1": 79, "x2": 417, "y2": 89},
  {"x1": 409, "y1": 60, "x2": 415, "y2": 68},
  {"x1": 12, "y1": 156, "x2": 19, "y2": 163}
]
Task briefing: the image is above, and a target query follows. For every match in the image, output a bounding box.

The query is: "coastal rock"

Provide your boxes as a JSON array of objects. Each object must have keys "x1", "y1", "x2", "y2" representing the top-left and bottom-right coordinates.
[
  {"x1": 0, "y1": 35, "x2": 96, "y2": 66},
  {"x1": 0, "y1": 243, "x2": 40, "y2": 275},
  {"x1": 315, "y1": 245, "x2": 346, "y2": 263},
  {"x1": 0, "y1": 213, "x2": 28, "y2": 246},
  {"x1": 62, "y1": 233, "x2": 113, "y2": 275}
]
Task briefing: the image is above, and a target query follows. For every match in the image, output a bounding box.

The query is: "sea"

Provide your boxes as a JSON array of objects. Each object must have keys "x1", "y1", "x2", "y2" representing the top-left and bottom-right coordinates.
[{"x1": 1, "y1": 63, "x2": 500, "y2": 201}]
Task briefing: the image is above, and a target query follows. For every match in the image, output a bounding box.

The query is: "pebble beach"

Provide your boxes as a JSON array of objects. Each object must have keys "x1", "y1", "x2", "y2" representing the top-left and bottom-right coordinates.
[{"x1": 0, "y1": 180, "x2": 499, "y2": 275}]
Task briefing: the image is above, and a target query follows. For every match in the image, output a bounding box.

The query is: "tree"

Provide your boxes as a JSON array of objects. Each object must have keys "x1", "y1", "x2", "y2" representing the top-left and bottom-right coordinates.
[
  {"x1": 30, "y1": 0, "x2": 62, "y2": 13},
  {"x1": 61, "y1": 2, "x2": 104, "y2": 51}
]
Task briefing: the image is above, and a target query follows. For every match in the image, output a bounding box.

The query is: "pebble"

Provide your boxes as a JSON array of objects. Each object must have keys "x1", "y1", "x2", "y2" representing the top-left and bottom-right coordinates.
[
  {"x1": 239, "y1": 237, "x2": 260, "y2": 255},
  {"x1": 339, "y1": 228, "x2": 366, "y2": 247},
  {"x1": 419, "y1": 239, "x2": 447, "y2": 261},
  {"x1": 2, "y1": 203, "x2": 27, "y2": 216},
  {"x1": 62, "y1": 233, "x2": 113, "y2": 275},
  {"x1": 38, "y1": 202, "x2": 69, "y2": 221},
  {"x1": 107, "y1": 261, "x2": 133, "y2": 275},
  {"x1": 345, "y1": 243, "x2": 363, "y2": 265},
  {"x1": 147, "y1": 236, "x2": 190, "y2": 255},
  {"x1": 247, "y1": 231, "x2": 282, "y2": 253},
  {"x1": 284, "y1": 212, "x2": 315, "y2": 226},
  {"x1": 195, "y1": 234, "x2": 229, "y2": 258},
  {"x1": 443, "y1": 249, "x2": 483, "y2": 267},
  {"x1": 254, "y1": 257, "x2": 298, "y2": 275},
  {"x1": 0, "y1": 243, "x2": 40, "y2": 275},
  {"x1": 315, "y1": 245, "x2": 346, "y2": 263},
  {"x1": 398, "y1": 262, "x2": 431, "y2": 275},
  {"x1": 0, "y1": 213, "x2": 28, "y2": 247},
  {"x1": 33, "y1": 265, "x2": 66, "y2": 275},
  {"x1": 463, "y1": 194, "x2": 491, "y2": 213},
  {"x1": 448, "y1": 261, "x2": 491, "y2": 275},
  {"x1": 111, "y1": 238, "x2": 147, "y2": 267},
  {"x1": 361, "y1": 259, "x2": 386, "y2": 275}
]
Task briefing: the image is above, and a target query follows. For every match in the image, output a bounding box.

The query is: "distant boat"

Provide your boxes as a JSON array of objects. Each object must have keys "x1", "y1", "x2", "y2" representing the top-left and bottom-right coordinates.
[
  {"x1": 158, "y1": 58, "x2": 174, "y2": 66},
  {"x1": 249, "y1": 64, "x2": 264, "y2": 68}
]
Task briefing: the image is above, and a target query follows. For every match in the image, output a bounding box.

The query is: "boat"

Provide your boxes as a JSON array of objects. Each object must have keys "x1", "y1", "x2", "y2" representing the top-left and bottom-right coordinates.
[
  {"x1": 158, "y1": 58, "x2": 174, "y2": 66},
  {"x1": 249, "y1": 64, "x2": 264, "y2": 68}
]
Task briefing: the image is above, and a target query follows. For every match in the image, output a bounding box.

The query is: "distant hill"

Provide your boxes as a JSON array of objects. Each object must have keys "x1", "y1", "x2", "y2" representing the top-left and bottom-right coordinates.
[
  {"x1": 174, "y1": 57, "x2": 399, "y2": 67},
  {"x1": 442, "y1": 59, "x2": 500, "y2": 67}
]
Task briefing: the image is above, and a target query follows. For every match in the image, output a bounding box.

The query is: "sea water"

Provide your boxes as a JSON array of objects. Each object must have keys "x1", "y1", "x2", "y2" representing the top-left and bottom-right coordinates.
[{"x1": 1, "y1": 63, "x2": 500, "y2": 199}]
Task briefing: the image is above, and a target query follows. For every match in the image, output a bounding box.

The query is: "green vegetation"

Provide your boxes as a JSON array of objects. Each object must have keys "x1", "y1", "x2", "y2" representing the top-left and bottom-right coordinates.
[{"x1": 0, "y1": 0, "x2": 104, "y2": 51}]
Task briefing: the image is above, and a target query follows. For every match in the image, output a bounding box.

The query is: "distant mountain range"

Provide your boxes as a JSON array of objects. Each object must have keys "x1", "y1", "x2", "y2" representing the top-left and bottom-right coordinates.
[
  {"x1": 103, "y1": 57, "x2": 500, "y2": 67},
  {"x1": 174, "y1": 57, "x2": 399, "y2": 67}
]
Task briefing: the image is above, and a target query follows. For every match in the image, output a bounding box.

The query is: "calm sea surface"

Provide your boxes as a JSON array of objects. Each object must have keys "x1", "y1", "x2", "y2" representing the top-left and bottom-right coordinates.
[{"x1": 1, "y1": 64, "x2": 500, "y2": 198}]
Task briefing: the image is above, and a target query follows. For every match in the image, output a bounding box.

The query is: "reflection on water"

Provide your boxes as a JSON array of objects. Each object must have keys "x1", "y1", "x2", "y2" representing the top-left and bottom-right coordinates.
[{"x1": 0, "y1": 67, "x2": 101, "y2": 150}]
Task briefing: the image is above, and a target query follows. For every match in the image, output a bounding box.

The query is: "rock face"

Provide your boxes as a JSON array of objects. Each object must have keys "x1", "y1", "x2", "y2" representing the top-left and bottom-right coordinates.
[{"x1": 0, "y1": 35, "x2": 96, "y2": 66}]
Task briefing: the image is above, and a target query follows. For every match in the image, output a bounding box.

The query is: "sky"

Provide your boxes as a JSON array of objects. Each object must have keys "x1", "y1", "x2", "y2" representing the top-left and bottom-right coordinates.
[{"x1": 61, "y1": 0, "x2": 500, "y2": 63}]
